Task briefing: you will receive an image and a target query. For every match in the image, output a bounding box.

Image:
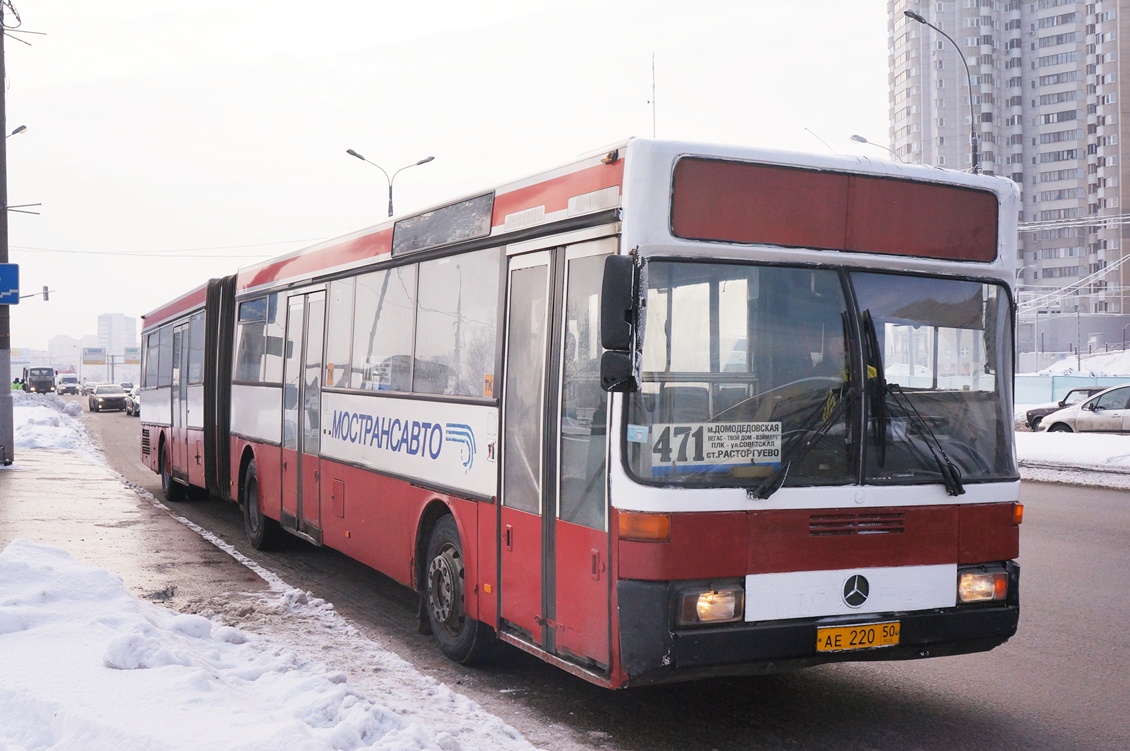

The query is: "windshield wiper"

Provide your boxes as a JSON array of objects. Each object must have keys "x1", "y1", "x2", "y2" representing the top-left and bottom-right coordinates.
[
  {"x1": 884, "y1": 383, "x2": 965, "y2": 496},
  {"x1": 861, "y1": 309, "x2": 963, "y2": 496},
  {"x1": 747, "y1": 390, "x2": 853, "y2": 500},
  {"x1": 862, "y1": 310, "x2": 887, "y2": 466}
]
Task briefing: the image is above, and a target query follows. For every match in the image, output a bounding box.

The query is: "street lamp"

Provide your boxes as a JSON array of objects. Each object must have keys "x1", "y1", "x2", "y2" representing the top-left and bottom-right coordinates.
[
  {"x1": 850, "y1": 134, "x2": 905, "y2": 163},
  {"x1": 904, "y1": 10, "x2": 980, "y2": 174},
  {"x1": 5, "y1": 125, "x2": 25, "y2": 138},
  {"x1": 345, "y1": 149, "x2": 435, "y2": 217}
]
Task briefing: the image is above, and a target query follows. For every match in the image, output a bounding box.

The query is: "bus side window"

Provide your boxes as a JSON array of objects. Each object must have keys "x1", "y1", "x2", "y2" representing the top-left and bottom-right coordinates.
[{"x1": 559, "y1": 254, "x2": 607, "y2": 530}]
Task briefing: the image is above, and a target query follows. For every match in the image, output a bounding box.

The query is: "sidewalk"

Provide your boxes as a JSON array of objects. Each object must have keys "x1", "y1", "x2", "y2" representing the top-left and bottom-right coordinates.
[{"x1": 0, "y1": 448, "x2": 267, "y2": 605}]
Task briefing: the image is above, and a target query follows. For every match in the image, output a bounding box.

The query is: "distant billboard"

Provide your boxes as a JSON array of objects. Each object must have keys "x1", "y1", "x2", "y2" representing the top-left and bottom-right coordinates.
[
  {"x1": 82, "y1": 347, "x2": 106, "y2": 365},
  {"x1": 123, "y1": 346, "x2": 141, "y2": 365}
]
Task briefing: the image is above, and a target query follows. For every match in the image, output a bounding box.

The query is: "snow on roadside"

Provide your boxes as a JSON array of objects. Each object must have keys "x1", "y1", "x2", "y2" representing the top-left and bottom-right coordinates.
[
  {"x1": 10, "y1": 389, "x2": 96, "y2": 457},
  {"x1": 0, "y1": 539, "x2": 530, "y2": 751},
  {"x1": 1, "y1": 392, "x2": 543, "y2": 751}
]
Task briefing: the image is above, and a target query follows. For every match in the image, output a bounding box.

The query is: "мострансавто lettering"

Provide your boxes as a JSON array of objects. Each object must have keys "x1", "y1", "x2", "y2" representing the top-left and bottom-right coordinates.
[{"x1": 329, "y1": 410, "x2": 443, "y2": 459}]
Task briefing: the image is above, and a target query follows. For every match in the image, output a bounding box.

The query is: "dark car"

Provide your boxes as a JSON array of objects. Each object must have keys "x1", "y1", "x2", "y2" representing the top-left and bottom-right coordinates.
[
  {"x1": 1026, "y1": 387, "x2": 1106, "y2": 431},
  {"x1": 88, "y1": 384, "x2": 128, "y2": 412},
  {"x1": 124, "y1": 386, "x2": 141, "y2": 417}
]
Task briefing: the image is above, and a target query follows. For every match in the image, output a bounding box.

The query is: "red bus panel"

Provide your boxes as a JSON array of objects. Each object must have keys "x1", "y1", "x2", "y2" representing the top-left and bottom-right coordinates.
[{"x1": 671, "y1": 158, "x2": 999, "y2": 262}]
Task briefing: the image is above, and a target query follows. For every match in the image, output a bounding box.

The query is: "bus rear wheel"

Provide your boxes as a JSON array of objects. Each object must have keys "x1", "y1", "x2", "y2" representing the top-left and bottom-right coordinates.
[
  {"x1": 425, "y1": 515, "x2": 493, "y2": 664},
  {"x1": 242, "y1": 458, "x2": 283, "y2": 550},
  {"x1": 160, "y1": 445, "x2": 188, "y2": 503}
]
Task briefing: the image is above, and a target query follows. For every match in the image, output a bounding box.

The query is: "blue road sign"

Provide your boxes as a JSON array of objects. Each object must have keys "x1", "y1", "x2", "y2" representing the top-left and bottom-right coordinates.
[{"x1": 0, "y1": 263, "x2": 19, "y2": 305}]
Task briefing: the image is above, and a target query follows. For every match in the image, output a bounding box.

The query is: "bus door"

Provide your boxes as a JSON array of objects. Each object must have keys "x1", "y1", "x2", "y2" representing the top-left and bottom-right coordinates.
[
  {"x1": 280, "y1": 290, "x2": 326, "y2": 544},
  {"x1": 170, "y1": 323, "x2": 190, "y2": 484},
  {"x1": 500, "y1": 240, "x2": 613, "y2": 670}
]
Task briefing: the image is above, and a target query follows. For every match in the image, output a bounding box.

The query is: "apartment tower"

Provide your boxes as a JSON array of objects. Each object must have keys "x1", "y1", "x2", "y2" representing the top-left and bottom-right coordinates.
[{"x1": 889, "y1": 0, "x2": 1129, "y2": 351}]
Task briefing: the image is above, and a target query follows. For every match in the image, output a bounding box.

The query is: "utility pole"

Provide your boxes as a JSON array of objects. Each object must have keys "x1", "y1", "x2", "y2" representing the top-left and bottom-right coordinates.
[{"x1": 0, "y1": 6, "x2": 14, "y2": 466}]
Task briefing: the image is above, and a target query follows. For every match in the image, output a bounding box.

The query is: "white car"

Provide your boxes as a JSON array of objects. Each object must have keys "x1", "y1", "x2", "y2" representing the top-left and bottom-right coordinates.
[{"x1": 1038, "y1": 382, "x2": 1130, "y2": 434}]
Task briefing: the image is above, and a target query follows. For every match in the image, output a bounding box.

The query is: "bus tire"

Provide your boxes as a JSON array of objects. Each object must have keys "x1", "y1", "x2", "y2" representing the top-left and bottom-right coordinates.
[
  {"x1": 160, "y1": 444, "x2": 188, "y2": 503},
  {"x1": 242, "y1": 458, "x2": 283, "y2": 550},
  {"x1": 425, "y1": 515, "x2": 493, "y2": 664}
]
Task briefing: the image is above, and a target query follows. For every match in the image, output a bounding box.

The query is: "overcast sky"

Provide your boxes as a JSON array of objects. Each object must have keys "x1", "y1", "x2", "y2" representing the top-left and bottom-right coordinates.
[{"x1": 4, "y1": 1, "x2": 889, "y2": 353}]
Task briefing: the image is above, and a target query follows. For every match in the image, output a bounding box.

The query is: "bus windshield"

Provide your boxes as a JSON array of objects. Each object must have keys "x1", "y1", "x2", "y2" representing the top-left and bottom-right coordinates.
[{"x1": 624, "y1": 261, "x2": 1016, "y2": 489}]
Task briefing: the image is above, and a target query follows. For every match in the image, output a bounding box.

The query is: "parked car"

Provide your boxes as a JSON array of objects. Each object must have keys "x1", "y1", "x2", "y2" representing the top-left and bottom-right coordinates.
[
  {"x1": 1039, "y1": 382, "x2": 1130, "y2": 433},
  {"x1": 1025, "y1": 387, "x2": 1107, "y2": 431},
  {"x1": 124, "y1": 386, "x2": 141, "y2": 417},
  {"x1": 88, "y1": 384, "x2": 128, "y2": 412}
]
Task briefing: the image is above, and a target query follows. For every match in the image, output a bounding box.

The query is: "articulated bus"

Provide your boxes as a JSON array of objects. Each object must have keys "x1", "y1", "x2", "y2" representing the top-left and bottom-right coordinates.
[{"x1": 139, "y1": 139, "x2": 1022, "y2": 688}]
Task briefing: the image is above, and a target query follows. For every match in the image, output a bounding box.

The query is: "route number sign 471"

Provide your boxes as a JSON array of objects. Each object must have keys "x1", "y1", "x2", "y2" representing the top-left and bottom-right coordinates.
[{"x1": 647, "y1": 421, "x2": 781, "y2": 475}]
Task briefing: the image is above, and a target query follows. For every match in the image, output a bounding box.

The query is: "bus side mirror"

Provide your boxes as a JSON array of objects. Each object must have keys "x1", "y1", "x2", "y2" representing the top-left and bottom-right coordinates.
[
  {"x1": 601, "y1": 255, "x2": 635, "y2": 351},
  {"x1": 600, "y1": 254, "x2": 646, "y2": 392},
  {"x1": 601, "y1": 351, "x2": 635, "y2": 392}
]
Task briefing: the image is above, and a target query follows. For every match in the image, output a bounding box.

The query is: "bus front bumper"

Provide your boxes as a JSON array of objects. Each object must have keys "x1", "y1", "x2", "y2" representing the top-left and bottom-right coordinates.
[{"x1": 617, "y1": 562, "x2": 1019, "y2": 687}]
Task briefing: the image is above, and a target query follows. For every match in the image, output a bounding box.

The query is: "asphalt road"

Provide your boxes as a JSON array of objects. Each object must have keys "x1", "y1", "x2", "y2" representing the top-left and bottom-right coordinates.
[{"x1": 83, "y1": 400, "x2": 1130, "y2": 751}]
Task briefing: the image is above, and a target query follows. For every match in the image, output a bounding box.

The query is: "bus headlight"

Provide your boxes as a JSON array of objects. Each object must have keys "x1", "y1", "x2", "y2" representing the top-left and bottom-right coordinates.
[
  {"x1": 677, "y1": 582, "x2": 744, "y2": 626},
  {"x1": 957, "y1": 567, "x2": 1009, "y2": 603}
]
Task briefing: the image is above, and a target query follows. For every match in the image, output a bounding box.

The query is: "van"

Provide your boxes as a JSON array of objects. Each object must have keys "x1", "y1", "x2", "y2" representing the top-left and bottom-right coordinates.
[{"x1": 56, "y1": 373, "x2": 80, "y2": 395}]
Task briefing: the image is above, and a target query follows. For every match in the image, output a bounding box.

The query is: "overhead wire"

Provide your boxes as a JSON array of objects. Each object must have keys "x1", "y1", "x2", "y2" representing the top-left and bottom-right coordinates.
[{"x1": 1017, "y1": 251, "x2": 1130, "y2": 312}]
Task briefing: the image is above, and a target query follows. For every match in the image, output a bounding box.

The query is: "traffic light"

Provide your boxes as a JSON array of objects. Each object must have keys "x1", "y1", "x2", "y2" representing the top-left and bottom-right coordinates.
[{"x1": 42, "y1": 285, "x2": 48, "y2": 301}]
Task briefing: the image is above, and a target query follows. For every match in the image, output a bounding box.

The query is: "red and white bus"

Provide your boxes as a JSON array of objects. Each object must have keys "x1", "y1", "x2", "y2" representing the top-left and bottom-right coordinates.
[{"x1": 139, "y1": 139, "x2": 1022, "y2": 688}]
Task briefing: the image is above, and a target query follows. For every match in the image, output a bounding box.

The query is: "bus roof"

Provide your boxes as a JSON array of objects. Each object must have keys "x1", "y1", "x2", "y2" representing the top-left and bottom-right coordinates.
[
  {"x1": 228, "y1": 138, "x2": 1018, "y2": 298},
  {"x1": 140, "y1": 281, "x2": 209, "y2": 333}
]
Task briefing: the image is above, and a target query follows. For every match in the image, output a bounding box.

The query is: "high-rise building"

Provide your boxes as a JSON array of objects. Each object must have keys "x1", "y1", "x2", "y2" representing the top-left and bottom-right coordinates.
[
  {"x1": 889, "y1": 0, "x2": 1129, "y2": 355},
  {"x1": 98, "y1": 313, "x2": 138, "y2": 358}
]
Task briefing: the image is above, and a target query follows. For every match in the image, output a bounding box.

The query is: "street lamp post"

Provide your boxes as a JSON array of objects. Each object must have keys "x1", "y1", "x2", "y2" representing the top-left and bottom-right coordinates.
[
  {"x1": 345, "y1": 150, "x2": 435, "y2": 217},
  {"x1": 904, "y1": 10, "x2": 981, "y2": 174},
  {"x1": 850, "y1": 134, "x2": 905, "y2": 162}
]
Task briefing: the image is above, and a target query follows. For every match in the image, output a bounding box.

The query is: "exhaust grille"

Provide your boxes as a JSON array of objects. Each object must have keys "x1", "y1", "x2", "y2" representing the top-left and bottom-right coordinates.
[
  {"x1": 141, "y1": 427, "x2": 151, "y2": 456},
  {"x1": 809, "y1": 512, "x2": 905, "y2": 537}
]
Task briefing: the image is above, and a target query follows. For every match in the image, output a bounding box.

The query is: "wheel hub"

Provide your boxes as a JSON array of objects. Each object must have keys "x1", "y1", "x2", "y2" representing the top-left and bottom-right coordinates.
[{"x1": 428, "y1": 545, "x2": 460, "y2": 626}]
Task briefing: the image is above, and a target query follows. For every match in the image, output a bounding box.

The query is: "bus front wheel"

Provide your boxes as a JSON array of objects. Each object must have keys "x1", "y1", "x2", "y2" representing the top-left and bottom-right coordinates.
[
  {"x1": 242, "y1": 459, "x2": 283, "y2": 550},
  {"x1": 425, "y1": 515, "x2": 493, "y2": 664}
]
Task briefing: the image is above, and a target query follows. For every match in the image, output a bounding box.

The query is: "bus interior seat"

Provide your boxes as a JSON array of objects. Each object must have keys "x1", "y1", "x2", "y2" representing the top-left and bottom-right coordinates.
[
  {"x1": 660, "y1": 385, "x2": 710, "y2": 423},
  {"x1": 713, "y1": 386, "x2": 749, "y2": 417}
]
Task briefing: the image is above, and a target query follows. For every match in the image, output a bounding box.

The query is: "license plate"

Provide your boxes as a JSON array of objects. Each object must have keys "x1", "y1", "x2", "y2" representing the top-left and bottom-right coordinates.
[{"x1": 816, "y1": 621, "x2": 900, "y2": 653}]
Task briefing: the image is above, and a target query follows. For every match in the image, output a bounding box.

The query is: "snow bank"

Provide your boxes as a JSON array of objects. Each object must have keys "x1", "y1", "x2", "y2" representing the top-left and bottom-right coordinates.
[
  {"x1": 11, "y1": 390, "x2": 93, "y2": 455},
  {"x1": 0, "y1": 539, "x2": 537, "y2": 751}
]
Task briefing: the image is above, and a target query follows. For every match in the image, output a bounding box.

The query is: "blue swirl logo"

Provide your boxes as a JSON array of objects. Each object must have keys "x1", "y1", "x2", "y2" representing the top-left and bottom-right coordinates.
[{"x1": 444, "y1": 423, "x2": 477, "y2": 472}]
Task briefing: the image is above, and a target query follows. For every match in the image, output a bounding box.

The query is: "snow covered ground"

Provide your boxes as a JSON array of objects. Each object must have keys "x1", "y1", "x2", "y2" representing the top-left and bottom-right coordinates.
[
  {"x1": 2, "y1": 391, "x2": 541, "y2": 751},
  {"x1": 3, "y1": 374, "x2": 1129, "y2": 751},
  {"x1": 1033, "y1": 346, "x2": 1130, "y2": 378}
]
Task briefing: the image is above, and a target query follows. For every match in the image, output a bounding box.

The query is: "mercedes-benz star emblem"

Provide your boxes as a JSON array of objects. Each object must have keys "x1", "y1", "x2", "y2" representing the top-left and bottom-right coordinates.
[{"x1": 842, "y1": 574, "x2": 870, "y2": 608}]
